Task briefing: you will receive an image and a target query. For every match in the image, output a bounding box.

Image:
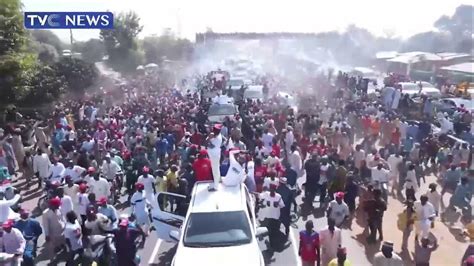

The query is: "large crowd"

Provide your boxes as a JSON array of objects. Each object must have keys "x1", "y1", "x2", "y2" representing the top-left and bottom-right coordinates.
[{"x1": 0, "y1": 69, "x2": 472, "y2": 266}]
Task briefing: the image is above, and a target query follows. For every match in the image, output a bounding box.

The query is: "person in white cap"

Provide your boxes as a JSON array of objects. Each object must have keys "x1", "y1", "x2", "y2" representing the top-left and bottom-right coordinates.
[
  {"x1": 206, "y1": 124, "x2": 223, "y2": 189},
  {"x1": 101, "y1": 153, "x2": 121, "y2": 181},
  {"x1": 373, "y1": 241, "x2": 403, "y2": 266},
  {"x1": 414, "y1": 195, "x2": 436, "y2": 240}
]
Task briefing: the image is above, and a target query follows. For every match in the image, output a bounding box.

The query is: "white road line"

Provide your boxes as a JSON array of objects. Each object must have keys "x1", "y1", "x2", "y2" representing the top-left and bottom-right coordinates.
[
  {"x1": 148, "y1": 238, "x2": 163, "y2": 265},
  {"x1": 289, "y1": 228, "x2": 302, "y2": 266}
]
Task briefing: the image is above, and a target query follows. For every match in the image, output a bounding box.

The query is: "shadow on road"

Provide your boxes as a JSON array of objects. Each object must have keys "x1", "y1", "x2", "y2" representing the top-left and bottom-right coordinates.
[{"x1": 156, "y1": 245, "x2": 177, "y2": 266}]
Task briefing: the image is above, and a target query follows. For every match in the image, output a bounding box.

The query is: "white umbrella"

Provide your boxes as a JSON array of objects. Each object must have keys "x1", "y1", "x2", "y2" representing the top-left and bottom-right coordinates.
[{"x1": 136, "y1": 65, "x2": 144, "y2": 70}]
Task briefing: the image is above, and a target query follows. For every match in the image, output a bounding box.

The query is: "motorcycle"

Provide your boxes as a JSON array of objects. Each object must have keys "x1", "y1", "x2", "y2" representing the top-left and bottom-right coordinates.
[{"x1": 36, "y1": 179, "x2": 62, "y2": 212}]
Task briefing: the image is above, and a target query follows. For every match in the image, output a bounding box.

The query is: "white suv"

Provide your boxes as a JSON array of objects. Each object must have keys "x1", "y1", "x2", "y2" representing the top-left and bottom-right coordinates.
[{"x1": 151, "y1": 181, "x2": 268, "y2": 266}]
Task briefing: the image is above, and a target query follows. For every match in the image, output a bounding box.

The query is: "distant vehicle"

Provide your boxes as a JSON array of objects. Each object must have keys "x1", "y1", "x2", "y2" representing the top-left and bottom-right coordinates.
[
  {"x1": 207, "y1": 103, "x2": 238, "y2": 123},
  {"x1": 433, "y1": 98, "x2": 474, "y2": 115},
  {"x1": 398, "y1": 82, "x2": 441, "y2": 98},
  {"x1": 152, "y1": 182, "x2": 267, "y2": 266},
  {"x1": 243, "y1": 85, "x2": 264, "y2": 102}
]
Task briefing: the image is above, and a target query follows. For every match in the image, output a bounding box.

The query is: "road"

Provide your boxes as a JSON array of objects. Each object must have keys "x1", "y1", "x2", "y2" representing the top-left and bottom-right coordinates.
[{"x1": 15, "y1": 170, "x2": 471, "y2": 266}]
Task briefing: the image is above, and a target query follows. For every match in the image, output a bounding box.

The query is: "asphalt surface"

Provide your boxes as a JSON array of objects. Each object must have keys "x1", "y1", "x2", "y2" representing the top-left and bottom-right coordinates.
[{"x1": 15, "y1": 169, "x2": 472, "y2": 266}]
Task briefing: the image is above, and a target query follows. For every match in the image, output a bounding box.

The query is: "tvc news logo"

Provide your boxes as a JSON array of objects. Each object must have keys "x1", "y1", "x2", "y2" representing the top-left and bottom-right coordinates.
[{"x1": 24, "y1": 12, "x2": 113, "y2": 29}]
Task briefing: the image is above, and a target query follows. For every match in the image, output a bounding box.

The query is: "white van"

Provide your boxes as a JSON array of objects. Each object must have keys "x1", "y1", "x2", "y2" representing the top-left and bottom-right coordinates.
[{"x1": 152, "y1": 182, "x2": 267, "y2": 266}]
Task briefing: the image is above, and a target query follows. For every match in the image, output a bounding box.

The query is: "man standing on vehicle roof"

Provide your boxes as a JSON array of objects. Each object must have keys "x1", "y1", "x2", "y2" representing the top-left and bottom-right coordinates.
[{"x1": 207, "y1": 124, "x2": 223, "y2": 190}]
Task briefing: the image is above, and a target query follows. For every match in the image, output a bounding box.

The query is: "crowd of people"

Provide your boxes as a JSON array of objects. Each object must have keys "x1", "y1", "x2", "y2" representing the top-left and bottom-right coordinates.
[{"x1": 0, "y1": 67, "x2": 472, "y2": 266}]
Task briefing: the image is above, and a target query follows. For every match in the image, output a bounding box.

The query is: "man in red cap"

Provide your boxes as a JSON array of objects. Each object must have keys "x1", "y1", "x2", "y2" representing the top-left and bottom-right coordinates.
[
  {"x1": 42, "y1": 197, "x2": 66, "y2": 258},
  {"x1": 137, "y1": 166, "x2": 157, "y2": 208},
  {"x1": 98, "y1": 196, "x2": 119, "y2": 228},
  {"x1": 2, "y1": 219, "x2": 26, "y2": 264},
  {"x1": 130, "y1": 183, "x2": 150, "y2": 234},
  {"x1": 77, "y1": 183, "x2": 90, "y2": 224},
  {"x1": 192, "y1": 149, "x2": 213, "y2": 182},
  {"x1": 327, "y1": 191, "x2": 349, "y2": 227},
  {"x1": 206, "y1": 124, "x2": 223, "y2": 189},
  {"x1": 113, "y1": 218, "x2": 143, "y2": 266}
]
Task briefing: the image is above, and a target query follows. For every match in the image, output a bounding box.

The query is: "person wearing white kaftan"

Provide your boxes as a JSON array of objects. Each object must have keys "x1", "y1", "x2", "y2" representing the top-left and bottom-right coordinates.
[
  {"x1": 414, "y1": 195, "x2": 436, "y2": 239},
  {"x1": 319, "y1": 219, "x2": 342, "y2": 266},
  {"x1": 206, "y1": 125, "x2": 223, "y2": 189},
  {"x1": 32, "y1": 149, "x2": 51, "y2": 183},
  {"x1": 136, "y1": 167, "x2": 157, "y2": 208}
]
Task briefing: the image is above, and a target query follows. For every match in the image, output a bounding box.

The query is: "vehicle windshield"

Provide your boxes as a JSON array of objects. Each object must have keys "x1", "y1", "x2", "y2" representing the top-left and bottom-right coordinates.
[
  {"x1": 208, "y1": 104, "x2": 236, "y2": 116},
  {"x1": 402, "y1": 84, "x2": 420, "y2": 91},
  {"x1": 183, "y1": 211, "x2": 252, "y2": 247},
  {"x1": 244, "y1": 90, "x2": 262, "y2": 99},
  {"x1": 228, "y1": 79, "x2": 244, "y2": 87}
]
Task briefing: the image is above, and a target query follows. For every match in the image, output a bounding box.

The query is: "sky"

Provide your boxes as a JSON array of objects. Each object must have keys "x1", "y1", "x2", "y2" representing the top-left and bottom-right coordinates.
[{"x1": 22, "y1": 0, "x2": 470, "y2": 43}]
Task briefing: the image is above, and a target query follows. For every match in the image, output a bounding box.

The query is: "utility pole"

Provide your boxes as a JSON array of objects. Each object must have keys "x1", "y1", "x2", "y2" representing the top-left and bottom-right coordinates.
[{"x1": 69, "y1": 29, "x2": 74, "y2": 57}]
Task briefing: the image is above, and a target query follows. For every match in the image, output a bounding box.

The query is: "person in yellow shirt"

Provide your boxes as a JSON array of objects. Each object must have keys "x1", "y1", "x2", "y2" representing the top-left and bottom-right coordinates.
[
  {"x1": 155, "y1": 169, "x2": 167, "y2": 193},
  {"x1": 166, "y1": 165, "x2": 179, "y2": 193},
  {"x1": 328, "y1": 247, "x2": 352, "y2": 266},
  {"x1": 463, "y1": 222, "x2": 474, "y2": 242}
]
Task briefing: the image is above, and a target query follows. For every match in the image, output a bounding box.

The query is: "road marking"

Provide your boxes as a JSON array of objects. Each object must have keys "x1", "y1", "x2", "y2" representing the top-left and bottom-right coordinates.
[
  {"x1": 148, "y1": 238, "x2": 162, "y2": 265},
  {"x1": 289, "y1": 228, "x2": 302, "y2": 266}
]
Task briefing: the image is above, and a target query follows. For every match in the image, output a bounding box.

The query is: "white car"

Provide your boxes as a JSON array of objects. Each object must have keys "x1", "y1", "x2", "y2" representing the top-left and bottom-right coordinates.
[
  {"x1": 207, "y1": 103, "x2": 238, "y2": 123},
  {"x1": 152, "y1": 182, "x2": 267, "y2": 266},
  {"x1": 398, "y1": 82, "x2": 441, "y2": 98}
]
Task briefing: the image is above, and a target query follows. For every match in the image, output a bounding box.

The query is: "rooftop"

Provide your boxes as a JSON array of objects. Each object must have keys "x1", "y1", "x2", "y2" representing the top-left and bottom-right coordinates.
[{"x1": 190, "y1": 182, "x2": 246, "y2": 213}]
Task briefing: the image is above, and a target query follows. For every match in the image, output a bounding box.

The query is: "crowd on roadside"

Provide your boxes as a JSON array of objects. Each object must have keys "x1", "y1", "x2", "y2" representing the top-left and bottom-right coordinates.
[{"x1": 0, "y1": 67, "x2": 472, "y2": 266}]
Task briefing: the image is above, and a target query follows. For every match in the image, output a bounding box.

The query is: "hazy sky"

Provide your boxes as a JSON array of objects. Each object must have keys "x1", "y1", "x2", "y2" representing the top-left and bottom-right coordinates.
[{"x1": 22, "y1": 0, "x2": 470, "y2": 42}]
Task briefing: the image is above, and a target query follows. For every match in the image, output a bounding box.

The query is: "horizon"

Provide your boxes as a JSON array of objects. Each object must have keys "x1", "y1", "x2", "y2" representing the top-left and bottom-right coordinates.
[{"x1": 22, "y1": 0, "x2": 471, "y2": 43}]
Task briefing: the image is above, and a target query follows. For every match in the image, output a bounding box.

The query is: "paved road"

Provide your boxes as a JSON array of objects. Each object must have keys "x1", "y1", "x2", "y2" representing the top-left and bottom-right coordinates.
[{"x1": 15, "y1": 170, "x2": 471, "y2": 266}]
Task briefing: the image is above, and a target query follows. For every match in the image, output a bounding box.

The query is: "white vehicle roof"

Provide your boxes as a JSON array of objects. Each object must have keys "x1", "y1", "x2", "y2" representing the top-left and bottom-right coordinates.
[{"x1": 190, "y1": 182, "x2": 246, "y2": 213}]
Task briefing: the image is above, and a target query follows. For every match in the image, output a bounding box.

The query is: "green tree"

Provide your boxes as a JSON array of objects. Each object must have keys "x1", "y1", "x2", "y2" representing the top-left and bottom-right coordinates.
[
  {"x1": 22, "y1": 65, "x2": 66, "y2": 105},
  {"x1": 0, "y1": 0, "x2": 27, "y2": 55},
  {"x1": 55, "y1": 57, "x2": 98, "y2": 94},
  {"x1": 142, "y1": 33, "x2": 193, "y2": 64},
  {"x1": 100, "y1": 11, "x2": 143, "y2": 72},
  {"x1": 0, "y1": 0, "x2": 37, "y2": 105}
]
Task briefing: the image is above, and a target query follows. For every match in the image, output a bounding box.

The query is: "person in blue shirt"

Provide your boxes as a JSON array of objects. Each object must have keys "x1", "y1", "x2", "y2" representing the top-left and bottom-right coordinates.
[
  {"x1": 442, "y1": 164, "x2": 461, "y2": 196},
  {"x1": 403, "y1": 137, "x2": 415, "y2": 155},
  {"x1": 155, "y1": 133, "x2": 169, "y2": 165},
  {"x1": 165, "y1": 132, "x2": 176, "y2": 155},
  {"x1": 98, "y1": 197, "x2": 119, "y2": 228},
  {"x1": 14, "y1": 209, "x2": 43, "y2": 266},
  {"x1": 449, "y1": 177, "x2": 472, "y2": 219}
]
